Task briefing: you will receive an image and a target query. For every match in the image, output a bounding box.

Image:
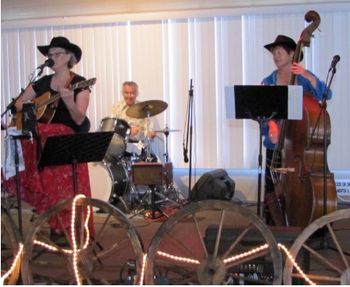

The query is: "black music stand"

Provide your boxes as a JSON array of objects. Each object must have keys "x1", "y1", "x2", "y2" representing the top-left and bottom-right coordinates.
[
  {"x1": 225, "y1": 85, "x2": 302, "y2": 217},
  {"x1": 39, "y1": 132, "x2": 114, "y2": 195}
]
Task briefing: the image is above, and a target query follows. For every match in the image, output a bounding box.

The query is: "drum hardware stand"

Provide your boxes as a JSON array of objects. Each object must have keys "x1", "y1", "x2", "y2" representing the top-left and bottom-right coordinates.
[
  {"x1": 127, "y1": 185, "x2": 166, "y2": 220},
  {"x1": 128, "y1": 162, "x2": 181, "y2": 219},
  {"x1": 128, "y1": 185, "x2": 180, "y2": 220},
  {"x1": 145, "y1": 110, "x2": 153, "y2": 162}
]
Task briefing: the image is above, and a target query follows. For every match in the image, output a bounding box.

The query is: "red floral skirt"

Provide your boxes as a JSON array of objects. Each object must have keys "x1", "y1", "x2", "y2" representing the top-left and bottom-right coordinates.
[{"x1": 3, "y1": 123, "x2": 92, "y2": 232}]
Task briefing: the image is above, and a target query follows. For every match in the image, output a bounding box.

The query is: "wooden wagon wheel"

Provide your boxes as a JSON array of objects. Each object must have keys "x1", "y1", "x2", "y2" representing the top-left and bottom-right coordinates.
[
  {"x1": 1, "y1": 205, "x2": 22, "y2": 284},
  {"x1": 283, "y1": 208, "x2": 350, "y2": 285},
  {"x1": 21, "y1": 197, "x2": 144, "y2": 285},
  {"x1": 144, "y1": 200, "x2": 282, "y2": 284}
]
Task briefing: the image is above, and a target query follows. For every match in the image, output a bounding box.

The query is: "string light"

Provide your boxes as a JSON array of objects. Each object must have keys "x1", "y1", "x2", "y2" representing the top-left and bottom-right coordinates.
[
  {"x1": 71, "y1": 194, "x2": 88, "y2": 285},
  {"x1": 1, "y1": 196, "x2": 319, "y2": 286},
  {"x1": 156, "y1": 251, "x2": 200, "y2": 264},
  {"x1": 224, "y1": 243, "x2": 268, "y2": 264},
  {"x1": 139, "y1": 253, "x2": 147, "y2": 285},
  {"x1": 82, "y1": 203, "x2": 91, "y2": 250},
  {"x1": 0, "y1": 243, "x2": 24, "y2": 284},
  {"x1": 154, "y1": 243, "x2": 316, "y2": 285},
  {"x1": 278, "y1": 243, "x2": 316, "y2": 285},
  {"x1": 33, "y1": 239, "x2": 72, "y2": 254}
]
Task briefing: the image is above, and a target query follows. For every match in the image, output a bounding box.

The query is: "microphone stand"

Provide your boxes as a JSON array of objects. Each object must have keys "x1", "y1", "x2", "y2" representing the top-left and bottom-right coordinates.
[
  {"x1": 309, "y1": 65, "x2": 337, "y2": 217},
  {"x1": 308, "y1": 64, "x2": 338, "y2": 250},
  {"x1": 1, "y1": 65, "x2": 43, "y2": 239},
  {"x1": 184, "y1": 80, "x2": 194, "y2": 194},
  {"x1": 1, "y1": 64, "x2": 41, "y2": 119}
]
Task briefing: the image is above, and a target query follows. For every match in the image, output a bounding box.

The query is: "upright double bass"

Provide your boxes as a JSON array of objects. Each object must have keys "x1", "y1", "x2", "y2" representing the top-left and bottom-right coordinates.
[{"x1": 271, "y1": 11, "x2": 337, "y2": 227}]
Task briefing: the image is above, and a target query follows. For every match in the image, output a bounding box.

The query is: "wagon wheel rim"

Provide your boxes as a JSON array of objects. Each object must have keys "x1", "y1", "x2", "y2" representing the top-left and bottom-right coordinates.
[
  {"x1": 1, "y1": 206, "x2": 22, "y2": 284},
  {"x1": 21, "y1": 197, "x2": 144, "y2": 285},
  {"x1": 145, "y1": 200, "x2": 282, "y2": 284},
  {"x1": 283, "y1": 208, "x2": 350, "y2": 285}
]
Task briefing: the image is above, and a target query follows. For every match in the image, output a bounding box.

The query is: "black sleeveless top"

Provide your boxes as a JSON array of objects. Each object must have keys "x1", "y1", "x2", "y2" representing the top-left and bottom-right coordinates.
[{"x1": 32, "y1": 74, "x2": 90, "y2": 132}]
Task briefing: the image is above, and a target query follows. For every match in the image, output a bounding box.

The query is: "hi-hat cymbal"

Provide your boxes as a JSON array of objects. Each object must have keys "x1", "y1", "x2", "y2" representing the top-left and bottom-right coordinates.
[
  {"x1": 154, "y1": 128, "x2": 181, "y2": 133},
  {"x1": 126, "y1": 100, "x2": 168, "y2": 119}
]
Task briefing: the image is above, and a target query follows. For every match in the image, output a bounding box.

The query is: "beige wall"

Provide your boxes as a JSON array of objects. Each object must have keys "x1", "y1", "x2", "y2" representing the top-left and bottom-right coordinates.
[{"x1": 2, "y1": 0, "x2": 347, "y2": 25}]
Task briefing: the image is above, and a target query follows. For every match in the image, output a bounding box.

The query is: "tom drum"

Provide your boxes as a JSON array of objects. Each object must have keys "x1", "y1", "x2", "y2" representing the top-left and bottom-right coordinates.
[{"x1": 100, "y1": 117, "x2": 130, "y2": 159}]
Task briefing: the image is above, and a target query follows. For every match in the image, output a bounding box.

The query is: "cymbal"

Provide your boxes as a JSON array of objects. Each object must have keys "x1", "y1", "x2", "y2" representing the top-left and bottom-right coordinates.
[
  {"x1": 126, "y1": 100, "x2": 168, "y2": 119},
  {"x1": 154, "y1": 128, "x2": 181, "y2": 133}
]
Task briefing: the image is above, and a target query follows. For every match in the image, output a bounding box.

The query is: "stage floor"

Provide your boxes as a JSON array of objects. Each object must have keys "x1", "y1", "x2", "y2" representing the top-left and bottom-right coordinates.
[{"x1": 2, "y1": 198, "x2": 350, "y2": 285}]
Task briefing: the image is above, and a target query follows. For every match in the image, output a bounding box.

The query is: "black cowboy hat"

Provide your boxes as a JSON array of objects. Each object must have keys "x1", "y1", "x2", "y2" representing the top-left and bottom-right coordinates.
[
  {"x1": 37, "y1": 36, "x2": 82, "y2": 63},
  {"x1": 264, "y1": 34, "x2": 303, "y2": 61}
]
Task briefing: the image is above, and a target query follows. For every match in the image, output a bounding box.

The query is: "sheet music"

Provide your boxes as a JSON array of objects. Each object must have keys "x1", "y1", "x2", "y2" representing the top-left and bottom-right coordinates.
[{"x1": 225, "y1": 85, "x2": 302, "y2": 120}]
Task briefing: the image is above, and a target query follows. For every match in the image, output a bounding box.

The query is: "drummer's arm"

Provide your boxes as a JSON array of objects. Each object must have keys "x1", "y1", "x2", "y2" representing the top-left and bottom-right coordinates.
[
  {"x1": 148, "y1": 130, "x2": 156, "y2": 139},
  {"x1": 130, "y1": 126, "x2": 140, "y2": 137}
]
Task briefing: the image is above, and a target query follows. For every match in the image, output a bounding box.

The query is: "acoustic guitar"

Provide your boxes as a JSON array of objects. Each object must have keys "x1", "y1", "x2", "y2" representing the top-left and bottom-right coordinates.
[{"x1": 15, "y1": 77, "x2": 96, "y2": 129}]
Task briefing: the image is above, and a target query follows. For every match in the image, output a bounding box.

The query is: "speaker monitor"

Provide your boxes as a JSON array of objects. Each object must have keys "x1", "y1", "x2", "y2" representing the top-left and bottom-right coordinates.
[{"x1": 190, "y1": 169, "x2": 235, "y2": 201}]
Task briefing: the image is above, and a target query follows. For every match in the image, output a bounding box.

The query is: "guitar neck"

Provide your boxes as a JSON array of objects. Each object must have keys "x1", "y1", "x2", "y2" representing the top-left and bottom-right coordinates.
[
  {"x1": 36, "y1": 93, "x2": 60, "y2": 108},
  {"x1": 35, "y1": 77, "x2": 96, "y2": 110}
]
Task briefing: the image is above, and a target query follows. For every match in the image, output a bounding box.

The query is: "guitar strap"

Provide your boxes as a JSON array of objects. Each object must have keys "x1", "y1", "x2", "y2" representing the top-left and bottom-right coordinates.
[{"x1": 50, "y1": 72, "x2": 76, "y2": 109}]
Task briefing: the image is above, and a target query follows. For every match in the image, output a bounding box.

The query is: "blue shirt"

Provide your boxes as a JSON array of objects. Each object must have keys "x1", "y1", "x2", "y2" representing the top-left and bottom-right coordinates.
[{"x1": 261, "y1": 70, "x2": 332, "y2": 150}]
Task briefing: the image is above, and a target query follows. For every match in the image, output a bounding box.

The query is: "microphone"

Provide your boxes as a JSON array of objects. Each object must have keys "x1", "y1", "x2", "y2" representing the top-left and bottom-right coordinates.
[
  {"x1": 37, "y1": 59, "x2": 54, "y2": 76},
  {"x1": 36, "y1": 59, "x2": 55, "y2": 77},
  {"x1": 37, "y1": 58, "x2": 54, "y2": 70},
  {"x1": 329, "y1": 55, "x2": 340, "y2": 71},
  {"x1": 189, "y1": 79, "x2": 193, "y2": 97},
  {"x1": 183, "y1": 145, "x2": 189, "y2": 163}
]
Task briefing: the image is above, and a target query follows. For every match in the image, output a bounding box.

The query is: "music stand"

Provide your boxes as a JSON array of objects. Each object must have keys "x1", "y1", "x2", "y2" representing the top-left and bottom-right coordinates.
[
  {"x1": 225, "y1": 85, "x2": 303, "y2": 217},
  {"x1": 39, "y1": 132, "x2": 114, "y2": 195}
]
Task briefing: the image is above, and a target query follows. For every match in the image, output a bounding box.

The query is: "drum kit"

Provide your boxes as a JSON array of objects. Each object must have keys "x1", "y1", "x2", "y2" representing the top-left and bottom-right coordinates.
[{"x1": 88, "y1": 100, "x2": 183, "y2": 216}]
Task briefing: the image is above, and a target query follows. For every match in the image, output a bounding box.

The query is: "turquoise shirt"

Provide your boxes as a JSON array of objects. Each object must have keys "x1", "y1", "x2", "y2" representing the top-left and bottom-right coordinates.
[{"x1": 261, "y1": 70, "x2": 332, "y2": 150}]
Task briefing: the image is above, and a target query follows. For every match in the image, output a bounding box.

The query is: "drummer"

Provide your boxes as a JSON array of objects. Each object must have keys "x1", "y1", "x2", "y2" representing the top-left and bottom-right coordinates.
[{"x1": 111, "y1": 81, "x2": 156, "y2": 142}]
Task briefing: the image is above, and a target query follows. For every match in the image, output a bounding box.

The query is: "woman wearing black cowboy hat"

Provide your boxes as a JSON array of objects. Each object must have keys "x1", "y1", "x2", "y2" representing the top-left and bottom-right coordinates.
[
  {"x1": 5, "y1": 36, "x2": 93, "y2": 240},
  {"x1": 15, "y1": 36, "x2": 90, "y2": 132},
  {"x1": 260, "y1": 34, "x2": 332, "y2": 226}
]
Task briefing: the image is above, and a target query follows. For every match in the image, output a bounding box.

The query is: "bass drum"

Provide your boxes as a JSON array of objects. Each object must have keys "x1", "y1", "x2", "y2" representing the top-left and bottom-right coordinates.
[{"x1": 88, "y1": 160, "x2": 130, "y2": 204}]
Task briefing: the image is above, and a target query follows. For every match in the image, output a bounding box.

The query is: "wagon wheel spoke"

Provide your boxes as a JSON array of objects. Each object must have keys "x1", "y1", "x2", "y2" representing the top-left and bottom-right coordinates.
[
  {"x1": 145, "y1": 200, "x2": 282, "y2": 285},
  {"x1": 21, "y1": 197, "x2": 143, "y2": 285},
  {"x1": 283, "y1": 209, "x2": 350, "y2": 285}
]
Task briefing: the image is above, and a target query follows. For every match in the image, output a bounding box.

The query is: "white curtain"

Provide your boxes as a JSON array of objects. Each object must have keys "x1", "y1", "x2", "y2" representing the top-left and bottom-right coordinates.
[{"x1": 2, "y1": 6, "x2": 350, "y2": 177}]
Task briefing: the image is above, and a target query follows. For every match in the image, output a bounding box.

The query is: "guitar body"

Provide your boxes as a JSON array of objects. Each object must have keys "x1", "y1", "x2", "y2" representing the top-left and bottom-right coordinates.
[
  {"x1": 35, "y1": 92, "x2": 57, "y2": 123},
  {"x1": 13, "y1": 77, "x2": 96, "y2": 130},
  {"x1": 15, "y1": 92, "x2": 55, "y2": 129}
]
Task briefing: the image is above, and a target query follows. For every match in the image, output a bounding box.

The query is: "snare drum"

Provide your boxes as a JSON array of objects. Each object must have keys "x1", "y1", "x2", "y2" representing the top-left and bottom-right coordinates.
[
  {"x1": 88, "y1": 159, "x2": 130, "y2": 203},
  {"x1": 100, "y1": 117, "x2": 130, "y2": 159}
]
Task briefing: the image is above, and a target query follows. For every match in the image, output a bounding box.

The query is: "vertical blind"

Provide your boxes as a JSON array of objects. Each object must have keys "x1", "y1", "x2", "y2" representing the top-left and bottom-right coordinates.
[{"x1": 2, "y1": 8, "x2": 350, "y2": 174}]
